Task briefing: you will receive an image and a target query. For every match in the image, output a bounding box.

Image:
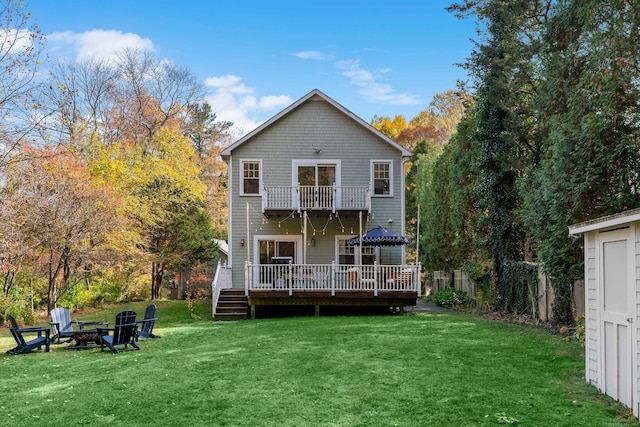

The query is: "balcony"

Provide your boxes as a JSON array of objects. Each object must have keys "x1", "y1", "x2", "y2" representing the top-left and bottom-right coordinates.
[{"x1": 262, "y1": 185, "x2": 370, "y2": 214}]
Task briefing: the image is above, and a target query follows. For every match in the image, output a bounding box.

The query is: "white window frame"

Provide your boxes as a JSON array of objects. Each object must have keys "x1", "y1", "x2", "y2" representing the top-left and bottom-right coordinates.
[
  {"x1": 253, "y1": 235, "x2": 303, "y2": 265},
  {"x1": 240, "y1": 159, "x2": 262, "y2": 196},
  {"x1": 291, "y1": 159, "x2": 341, "y2": 187},
  {"x1": 336, "y1": 236, "x2": 356, "y2": 266},
  {"x1": 371, "y1": 160, "x2": 393, "y2": 197},
  {"x1": 335, "y1": 236, "x2": 379, "y2": 266}
]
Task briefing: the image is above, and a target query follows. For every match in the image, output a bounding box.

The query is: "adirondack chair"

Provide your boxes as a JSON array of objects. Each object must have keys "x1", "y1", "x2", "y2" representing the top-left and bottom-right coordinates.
[
  {"x1": 49, "y1": 307, "x2": 108, "y2": 344},
  {"x1": 49, "y1": 307, "x2": 80, "y2": 344},
  {"x1": 97, "y1": 310, "x2": 139, "y2": 353},
  {"x1": 136, "y1": 304, "x2": 160, "y2": 340},
  {"x1": 6, "y1": 314, "x2": 50, "y2": 355}
]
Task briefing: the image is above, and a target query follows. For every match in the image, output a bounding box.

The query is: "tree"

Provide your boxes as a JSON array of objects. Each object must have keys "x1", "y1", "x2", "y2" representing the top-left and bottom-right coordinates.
[
  {"x1": 448, "y1": 0, "x2": 551, "y2": 313},
  {"x1": 419, "y1": 104, "x2": 486, "y2": 273},
  {"x1": 409, "y1": 90, "x2": 467, "y2": 147},
  {"x1": 110, "y1": 48, "x2": 205, "y2": 143},
  {"x1": 0, "y1": 0, "x2": 47, "y2": 169},
  {"x1": 188, "y1": 102, "x2": 233, "y2": 236},
  {"x1": 370, "y1": 114, "x2": 407, "y2": 140},
  {"x1": 1, "y1": 146, "x2": 121, "y2": 311},
  {"x1": 523, "y1": 0, "x2": 640, "y2": 323},
  {"x1": 89, "y1": 127, "x2": 214, "y2": 300}
]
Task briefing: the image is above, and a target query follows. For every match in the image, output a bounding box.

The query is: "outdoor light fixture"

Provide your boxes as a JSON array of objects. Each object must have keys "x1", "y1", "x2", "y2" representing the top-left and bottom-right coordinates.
[
  {"x1": 240, "y1": 237, "x2": 245, "y2": 247},
  {"x1": 308, "y1": 238, "x2": 316, "y2": 247},
  {"x1": 314, "y1": 148, "x2": 322, "y2": 154}
]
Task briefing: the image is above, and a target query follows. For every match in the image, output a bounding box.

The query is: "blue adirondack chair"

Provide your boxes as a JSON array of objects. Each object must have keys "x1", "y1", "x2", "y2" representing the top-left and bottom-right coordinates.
[
  {"x1": 97, "y1": 310, "x2": 139, "y2": 353},
  {"x1": 49, "y1": 307, "x2": 108, "y2": 344},
  {"x1": 136, "y1": 304, "x2": 160, "y2": 340},
  {"x1": 6, "y1": 314, "x2": 50, "y2": 355}
]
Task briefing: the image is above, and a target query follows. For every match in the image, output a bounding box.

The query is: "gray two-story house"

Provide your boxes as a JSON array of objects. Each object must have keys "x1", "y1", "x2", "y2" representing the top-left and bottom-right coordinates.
[{"x1": 217, "y1": 89, "x2": 420, "y2": 318}]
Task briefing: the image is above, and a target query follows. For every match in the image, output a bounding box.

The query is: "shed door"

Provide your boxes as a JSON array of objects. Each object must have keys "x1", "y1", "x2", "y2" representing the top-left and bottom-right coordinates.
[{"x1": 600, "y1": 229, "x2": 633, "y2": 407}]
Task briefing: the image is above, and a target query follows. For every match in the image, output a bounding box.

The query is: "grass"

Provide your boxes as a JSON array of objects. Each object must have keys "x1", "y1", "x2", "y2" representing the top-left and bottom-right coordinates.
[{"x1": 0, "y1": 302, "x2": 636, "y2": 426}]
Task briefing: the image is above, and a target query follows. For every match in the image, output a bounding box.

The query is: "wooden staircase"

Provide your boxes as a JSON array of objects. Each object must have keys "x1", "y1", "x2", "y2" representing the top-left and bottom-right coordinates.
[{"x1": 214, "y1": 289, "x2": 248, "y2": 321}]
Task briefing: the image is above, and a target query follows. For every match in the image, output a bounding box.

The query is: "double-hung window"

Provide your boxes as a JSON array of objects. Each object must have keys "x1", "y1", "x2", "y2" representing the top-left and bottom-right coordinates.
[
  {"x1": 241, "y1": 160, "x2": 261, "y2": 195},
  {"x1": 371, "y1": 161, "x2": 392, "y2": 196}
]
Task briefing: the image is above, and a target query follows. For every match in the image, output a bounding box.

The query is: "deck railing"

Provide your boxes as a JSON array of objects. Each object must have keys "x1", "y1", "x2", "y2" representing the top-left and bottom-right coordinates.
[
  {"x1": 245, "y1": 262, "x2": 421, "y2": 297},
  {"x1": 262, "y1": 185, "x2": 370, "y2": 212},
  {"x1": 211, "y1": 261, "x2": 232, "y2": 316}
]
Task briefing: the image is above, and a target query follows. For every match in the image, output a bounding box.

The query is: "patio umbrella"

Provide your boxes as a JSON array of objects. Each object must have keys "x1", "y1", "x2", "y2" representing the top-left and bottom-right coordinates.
[{"x1": 347, "y1": 226, "x2": 411, "y2": 246}]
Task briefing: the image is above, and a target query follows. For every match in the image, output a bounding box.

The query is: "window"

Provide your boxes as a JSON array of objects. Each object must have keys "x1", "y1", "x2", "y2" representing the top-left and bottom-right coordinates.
[
  {"x1": 361, "y1": 246, "x2": 376, "y2": 265},
  {"x1": 259, "y1": 240, "x2": 296, "y2": 264},
  {"x1": 338, "y1": 238, "x2": 355, "y2": 265},
  {"x1": 372, "y1": 161, "x2": 392, "y2": 196},
  {"x1": 337, "y1": 238, "x2": 378, "y2": 265},
  {"x1": 241, "y1": 160, "x2": 261, "y2": 195}
]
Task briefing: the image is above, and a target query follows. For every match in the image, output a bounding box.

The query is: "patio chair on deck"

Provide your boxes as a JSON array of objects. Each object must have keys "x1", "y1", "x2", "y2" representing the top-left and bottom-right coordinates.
[
  {"x1": 97, "y1": 310, "x2": 139, "y2": 353},
  {"x1": 6, "y1": 314, "x2": 50, "y2": 355},
  {"x1": 136, "y1": 304, "x2": 160, "y2": 340}
]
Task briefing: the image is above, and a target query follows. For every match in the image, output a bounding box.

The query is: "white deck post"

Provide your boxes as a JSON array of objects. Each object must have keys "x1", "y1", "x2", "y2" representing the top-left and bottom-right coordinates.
[
  {"x1": 374, "y1": 261, "x2": 378, "y2": 297},
  {"x1": 331, "y1": 261, "x2": 336, "y2": 296},
  {"x1": 244, "y1": 261, "x2": 249, "y2": 296}
]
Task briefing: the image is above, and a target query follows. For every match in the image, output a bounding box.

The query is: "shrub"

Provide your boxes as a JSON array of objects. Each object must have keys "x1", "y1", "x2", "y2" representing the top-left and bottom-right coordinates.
[{"x1": 433, "y1": 287, "x2": 468, "y2": 308}]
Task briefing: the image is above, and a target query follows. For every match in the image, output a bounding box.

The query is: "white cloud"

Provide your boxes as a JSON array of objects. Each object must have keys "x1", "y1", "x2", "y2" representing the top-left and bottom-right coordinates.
[
  {"x1": 293, "y1": 50, "x2": 333, "y2": 61},
  {"x1": 0, "y1": 29, "x2": 33, "y2": 55},
  {"x1": 204, "y1": 74, "x2": 292, "y2": 138},
  {"x1": 48, "y1": 29, "x2": 154, "y2": 62},
  {"x1": 336, "y1": 59, "x2": 421, "y2": 106}
]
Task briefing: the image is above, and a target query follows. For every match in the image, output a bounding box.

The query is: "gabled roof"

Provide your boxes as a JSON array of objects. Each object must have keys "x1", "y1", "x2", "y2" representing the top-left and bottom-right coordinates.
[{"x1": 221, "y1": 89, "x2": 412, "y2": 160}]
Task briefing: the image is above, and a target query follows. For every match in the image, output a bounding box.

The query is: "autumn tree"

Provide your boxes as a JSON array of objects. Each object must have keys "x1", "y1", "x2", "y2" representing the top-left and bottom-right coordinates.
[
  {"x1": 89, "y1": 127, "x2": 217, "y2": 300},
  {"x1": 188, "y1": 102, "x2": 233, "y2": 236},
  {"x1": 110, "y1": 48, "x2": 205, "y2": 143},
  {"x1": 1, "y1": 147, "x2": 121, "y2": 311},
  {"x1": 0, "y1": 0, "x2": 47, "y2": 169},
  {"x1": 43, "y1": 58, "x2": 119, "y2": 150},
  {"x1": 370, "y1": 114, "x2": 407, "y2": 140}
]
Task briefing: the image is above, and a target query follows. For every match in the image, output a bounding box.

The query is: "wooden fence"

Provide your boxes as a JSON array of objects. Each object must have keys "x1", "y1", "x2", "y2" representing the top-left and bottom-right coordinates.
[{"x1": 429, "y1": 269, "x2": 585, "y2": 322}]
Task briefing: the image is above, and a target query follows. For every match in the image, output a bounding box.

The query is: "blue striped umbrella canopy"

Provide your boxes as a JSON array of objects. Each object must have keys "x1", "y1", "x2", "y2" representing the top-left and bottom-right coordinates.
[{"x1": 347, "y1": 226, "x2": 411, "y2": 246}]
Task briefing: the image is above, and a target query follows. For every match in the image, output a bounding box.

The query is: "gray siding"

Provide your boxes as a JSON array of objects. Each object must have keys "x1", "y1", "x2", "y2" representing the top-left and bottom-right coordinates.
[{"x1": 227, "y1": 98, "x2": 407, "y2": 288}]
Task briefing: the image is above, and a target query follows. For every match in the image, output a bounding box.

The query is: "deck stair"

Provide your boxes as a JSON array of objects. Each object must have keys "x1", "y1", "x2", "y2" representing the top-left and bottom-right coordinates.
[{"x1": 214, "y1": 289, "x2": 248, "y2": 321}]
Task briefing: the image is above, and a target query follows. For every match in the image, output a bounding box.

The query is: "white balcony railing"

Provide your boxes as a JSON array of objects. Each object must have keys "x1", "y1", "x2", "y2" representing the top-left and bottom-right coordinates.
[
  {"x1": 262, "y1": 185, "x2": 370, "y2": 212},
  {"x1": 245, "y1": 262, "x2": 421, "y2": 297}
]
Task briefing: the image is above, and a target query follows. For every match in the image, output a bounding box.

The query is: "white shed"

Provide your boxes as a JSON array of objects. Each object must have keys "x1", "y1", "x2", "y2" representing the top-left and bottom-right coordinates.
[{"x1": 569, "y1": 209, "x2": 640, "y2": 419}]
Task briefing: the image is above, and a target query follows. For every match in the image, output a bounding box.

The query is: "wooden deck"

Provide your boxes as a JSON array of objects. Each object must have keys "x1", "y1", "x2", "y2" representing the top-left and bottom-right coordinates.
[{"x1": 248, "y1": 290, "x2": 418, "y2": 319}]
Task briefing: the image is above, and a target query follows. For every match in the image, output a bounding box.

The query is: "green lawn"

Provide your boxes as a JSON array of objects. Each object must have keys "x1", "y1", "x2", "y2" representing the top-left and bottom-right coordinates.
[{"x1": 0, "y1": 302, "x2": 635, "y2": 426}]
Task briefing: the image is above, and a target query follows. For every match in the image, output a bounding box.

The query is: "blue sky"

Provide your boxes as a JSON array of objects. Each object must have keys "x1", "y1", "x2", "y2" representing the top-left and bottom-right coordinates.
[{"x1": 27, "y1": 0, "x2": 477, "y2": 137}]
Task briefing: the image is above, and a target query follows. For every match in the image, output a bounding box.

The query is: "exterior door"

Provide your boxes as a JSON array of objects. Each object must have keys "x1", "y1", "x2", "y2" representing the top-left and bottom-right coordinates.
[
  {"x1": 297, "y1": 164, "x2": 336, "y2": 209},
  {"x1": 599, "y1": 228, "x2": 633, "y2": 407}
]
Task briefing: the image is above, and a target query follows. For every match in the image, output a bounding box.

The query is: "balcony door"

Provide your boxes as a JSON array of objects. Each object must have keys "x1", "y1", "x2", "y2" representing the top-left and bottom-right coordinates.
[{"x1": 293, "y1": 160, "x2": 340, "y2": 210}]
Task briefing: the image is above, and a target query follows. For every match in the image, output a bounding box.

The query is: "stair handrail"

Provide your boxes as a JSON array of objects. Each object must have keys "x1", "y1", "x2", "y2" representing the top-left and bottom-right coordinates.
[{"x1": 211, "y1": 261, "x2": 233, "y2": 317}]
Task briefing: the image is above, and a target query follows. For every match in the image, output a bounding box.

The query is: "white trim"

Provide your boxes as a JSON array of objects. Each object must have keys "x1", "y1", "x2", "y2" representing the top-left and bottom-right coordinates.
[
  {"x1": 335, "y1": 235, "x2": 356, "y2": 266},
  {"x1": 239, "y1": 159, "x2": 262, "y2": 196},
  {"x1": 569, "y1": 208, "x2": 640, "y2": 235},
  {"x1": 292, "y1": 159, "x2": 342, "y2": 187},
  {"x1": 370, "y1": 160, "x2": 393, "y2": 197},
  {"x1": 227, "y1": 156, "x2": 233, "y2": 268},
  {"x1": 400, "y1": 157, "x2": 408, "y2": 264}
]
